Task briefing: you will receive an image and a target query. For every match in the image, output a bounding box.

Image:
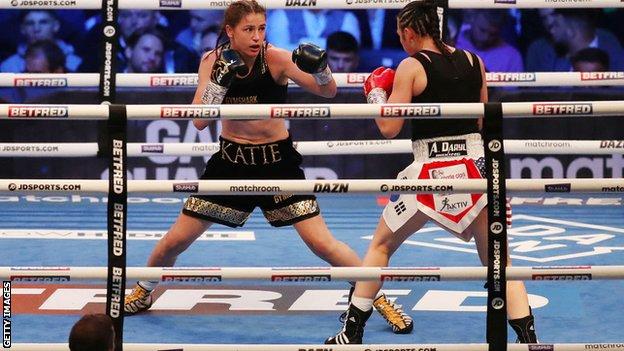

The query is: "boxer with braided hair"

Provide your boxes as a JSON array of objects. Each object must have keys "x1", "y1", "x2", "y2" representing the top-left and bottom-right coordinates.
[{"x1": 326, "y1": 0, "x2": 538, "y2": 344}]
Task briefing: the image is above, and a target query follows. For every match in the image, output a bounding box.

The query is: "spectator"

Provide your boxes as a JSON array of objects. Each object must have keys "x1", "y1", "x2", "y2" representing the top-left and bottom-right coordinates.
[
  {"x1": 525, "y1": 9, "x2": 557, "y2": 71},
  {"x1": 24, "y1": 40, "x2": 66, "y2": 73},
  {"x1": 326, "y1": 31, "x2": 359, "y2": 73},
  {"x1": 455, "y1": 10, "x2": 523, "y2": 72},
  {"x1": 526, "y1": 10, "x2": 624, "y2": 71},
  {"x1": 571, "y1": 47, "x2": 610, "y2": 72},
  {"x1": 267, "y1": 9, "x2": 361, "y2": 51},
  {"x1": 124, "y1": 29, "x2": 166, "y2": 73},
  {"x1": 199, "y1": 25, "x2": 221, "y2": 55},
  {"x1": 79, "y1": 10, "x2": 196, "y2": 73},
  {"x1": 355, "y1": 10, "x2": 401, "y2": 50},
  {"x1": 68, "y1": 314, "x2": 115, "y2": 351},
  {"x1": 82, "y1": 10, "x2": 161, "y2": 72},
  {"x1": 175, "y1": 10, "x2": 223, "y2": 56},
  {"x1": 1, "y1": 10, "x2": 81, "y2": 72}
]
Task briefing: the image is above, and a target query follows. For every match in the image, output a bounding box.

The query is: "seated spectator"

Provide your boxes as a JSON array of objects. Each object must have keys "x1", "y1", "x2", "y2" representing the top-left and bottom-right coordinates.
[
  {"x1": 68, "y1": 313, "x2": 115, "y2": 351},
  {"x1": 326, "y1": 31, "x2": 359, "y2": 73},
  {"x1": 354, "y1": 9, "x2": 401, "y2": 50},
  {"x1": 571, "y1": 47, "x2": 610, "y2": 72},
  {"x1": 79, "y1": 10, "x2": 196, "y2": 73},
  {"x1": 525, "y1": 9, "x2": 557, "y2": 71},
  {"x1": 526, "y1": 10, "x2": 624, "y2": 71},
  {"x1": 124, "y1": 29, "x2": 166, "y2": 73},
  {"x1": 24, "y1": 40, "x2": 66, "y2": 73},
  {"x1": 79, "y1": 10, "x2": 161, "y2": 72},
  {"x1": 1, "y1": 10, "x2": 81, "y2": 72},
  {"x1": 267, "y1": 9, "x2": 361, "y2": 51},
  {"x1": 175, "y1": 10, "x2": 223, "y2": 56},
  {"x1": 455, "y1": 10, "x2": 523, "y2": 72},
  {"x1": 199, "y1": 25, "x2": 220, "y2": 56}
]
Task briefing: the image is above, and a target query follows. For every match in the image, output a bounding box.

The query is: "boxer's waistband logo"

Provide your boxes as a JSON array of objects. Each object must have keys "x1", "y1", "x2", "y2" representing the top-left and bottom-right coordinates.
[
  {"x1": 220, "y1": 140, "x2": 284, "y2": 165},
  {"x1": 427, "y1": 140, "x2": 467, "y2": 158}
]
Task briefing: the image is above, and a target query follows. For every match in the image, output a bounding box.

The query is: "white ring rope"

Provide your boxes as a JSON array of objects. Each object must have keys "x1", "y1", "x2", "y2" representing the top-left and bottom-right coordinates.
[
  {"x1": 2, "y1": 0, "x2": 622, "y2": 9},
  {"x1": 8, "y1": 343, "x2": 624, "y2": 351},
  {"x1": 3, "y1": 72, "x2": 624, "y2": 88},
  {"x1": 2, "y1": 102, "x2": 624, "y2": 120},
  {"x1": 0, "y1": 140, "x2": 622, "y2": 157},
  {"x1": 3, "y1": 265, "x2": 624, "y2": 281},
  {"x1": 1, "y1": 178, "x2": 623, "y2": 194}
]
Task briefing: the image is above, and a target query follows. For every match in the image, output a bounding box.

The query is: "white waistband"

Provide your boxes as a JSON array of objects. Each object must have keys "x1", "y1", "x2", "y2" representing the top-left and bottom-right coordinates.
[{"x1": 412, "y1": 133, "x2": 484, "y2": 161}]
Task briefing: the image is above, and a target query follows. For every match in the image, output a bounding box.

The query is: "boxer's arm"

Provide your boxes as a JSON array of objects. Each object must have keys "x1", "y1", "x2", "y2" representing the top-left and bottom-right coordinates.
[
  {"x1": 192, "y1": 51, "x2": 217, "y2": 130},
  {"x1": 477, "y1": 55, "x2": 487, "y2": 130},
  {"x1": 269, "y1": 46, "x2": 337, "y2": 98},
  {"x1": 375, "y1": 58, "x2": 422, "y2": 138}
]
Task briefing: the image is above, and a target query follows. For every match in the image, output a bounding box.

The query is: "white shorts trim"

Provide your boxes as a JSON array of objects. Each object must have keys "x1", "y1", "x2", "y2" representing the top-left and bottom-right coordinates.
[{"x1": 383, "y1": 133, "x2": 487, "y2": 241}]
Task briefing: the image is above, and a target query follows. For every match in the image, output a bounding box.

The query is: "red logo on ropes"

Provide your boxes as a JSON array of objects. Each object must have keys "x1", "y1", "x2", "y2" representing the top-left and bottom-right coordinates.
[
  {"x1": 150, "y1": 75, "x2": 197, "y2": 86},
  {"x1": 160, "y1": 106, "x2": 220, "y2": 118},
  {"x1": 580, "y1": 72, "x2": 624, "y2": 81},
  {"x1": 346, "y1": 74, "x2": 366, "y2": 84},
  {"x1": 380, "y1": 105, "x2": 440, "y2": 117},
  {"x1": 14, "y1": 78, "x2": 67, "y2": 87},
  {"x1": 7, "y1": 106, "x2": 68, "y2": 118},
  {"x1": 270, "y1": 106, "x2": 330, "y2": 118},
  {"x1": 532, "y1": 104, "x2": 592, "y2": 115}
]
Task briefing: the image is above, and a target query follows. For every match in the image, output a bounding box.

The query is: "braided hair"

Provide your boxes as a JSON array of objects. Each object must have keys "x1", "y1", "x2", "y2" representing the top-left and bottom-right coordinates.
[{"x1": 397, "y1": 0, "x2": 451, "y2": 57}]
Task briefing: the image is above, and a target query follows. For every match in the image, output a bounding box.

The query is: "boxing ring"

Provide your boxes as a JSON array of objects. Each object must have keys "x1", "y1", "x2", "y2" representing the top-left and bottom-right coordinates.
[{"x1": 1, "y1": 0, "x2": 624, "y2": 350}]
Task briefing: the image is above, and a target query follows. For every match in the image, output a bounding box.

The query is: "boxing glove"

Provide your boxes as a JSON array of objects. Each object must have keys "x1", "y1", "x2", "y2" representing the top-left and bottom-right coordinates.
[
  {"x1": 201, "y1": 49, "x2": 248, "y2": 104},
  {"x1": 292, "y1": 43, "x2": 333, "y2": 86},
  {"x1": 364, "y1": 67, "x2": 395, "y2": 104}
]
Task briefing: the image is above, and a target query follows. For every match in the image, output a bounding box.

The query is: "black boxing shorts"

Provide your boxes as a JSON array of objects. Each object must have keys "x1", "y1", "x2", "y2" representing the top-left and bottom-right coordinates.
[{"x1": 182, "y1": 136, "x2": 320, "y2": 227}]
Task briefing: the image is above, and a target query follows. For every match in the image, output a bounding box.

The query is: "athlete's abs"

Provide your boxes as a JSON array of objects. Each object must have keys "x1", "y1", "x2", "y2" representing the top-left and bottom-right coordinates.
[
  {"x1": 221, "y1": 119, "x2": 289, "y2": 144},
  {"x1": 220, "y1": 43, "x2": 289, "y2": 144}
]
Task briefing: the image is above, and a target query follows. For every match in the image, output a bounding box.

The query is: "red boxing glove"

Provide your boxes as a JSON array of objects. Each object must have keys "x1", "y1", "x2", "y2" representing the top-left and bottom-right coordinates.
[{"x1": 364, "y1": 67, "x2": 395, "y2": 104}]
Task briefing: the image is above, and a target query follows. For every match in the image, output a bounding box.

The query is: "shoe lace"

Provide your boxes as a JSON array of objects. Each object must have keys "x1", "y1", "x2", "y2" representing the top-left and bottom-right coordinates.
[
  {"x1": 376, "y1": 297, "x2": 407, "y2": 325},
  {"x1": 127, "y1": 286, "x2": 149, "y2": 301}
]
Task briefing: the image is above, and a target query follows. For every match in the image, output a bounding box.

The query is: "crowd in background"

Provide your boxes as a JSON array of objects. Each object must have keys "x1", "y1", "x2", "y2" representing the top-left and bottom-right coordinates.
[{"x1": 0, "y1": 8, "x2": 623, "y2": 75}]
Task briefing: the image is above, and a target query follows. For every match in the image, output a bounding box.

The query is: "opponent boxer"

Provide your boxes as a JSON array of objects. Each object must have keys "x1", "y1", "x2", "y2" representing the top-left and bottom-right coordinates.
[{"x1": 326, "y1": 0, "x2": 537, "y2": 344}]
